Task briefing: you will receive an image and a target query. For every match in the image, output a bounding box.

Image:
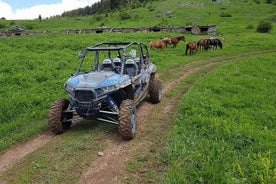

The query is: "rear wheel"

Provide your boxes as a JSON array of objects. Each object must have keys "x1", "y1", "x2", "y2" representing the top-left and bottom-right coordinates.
[
  {"x1": 48, "y1": 99, "x2": 73, "y2": 135},
  {"x1": 149, "y1": 79, "x2": 162, "y2": 104},
  {"x1": 118, "y1": 99, "x2": 137, "y2": 140}
]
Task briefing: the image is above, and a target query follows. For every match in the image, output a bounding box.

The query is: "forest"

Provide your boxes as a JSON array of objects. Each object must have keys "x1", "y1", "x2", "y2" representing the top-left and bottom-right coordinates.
[{"x1": 60, "y1": 0, "x2": 156, "y2": 18}]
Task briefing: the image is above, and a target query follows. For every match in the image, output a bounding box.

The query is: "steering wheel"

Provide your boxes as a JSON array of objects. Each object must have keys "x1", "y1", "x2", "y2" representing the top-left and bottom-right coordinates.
[{"x1": 113, "y1": 67, "x2": 128, "y2": 75}]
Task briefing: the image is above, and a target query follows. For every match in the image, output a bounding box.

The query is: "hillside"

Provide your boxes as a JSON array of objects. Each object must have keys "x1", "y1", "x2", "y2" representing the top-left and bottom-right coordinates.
[
  {"x1": 0, "y1": 0, "x2": 275, "y2": 183},
  {"x1": 0, "y1": 0, "x2": 275, "y2": 33}
]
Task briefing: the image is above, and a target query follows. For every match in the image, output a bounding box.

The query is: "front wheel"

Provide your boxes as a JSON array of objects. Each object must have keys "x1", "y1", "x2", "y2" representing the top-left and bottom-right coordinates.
[
  {"x1": 48, "y1": 99, "x2": 73, "y2": 135},
  {"x1": 118, "y1": 99, "x2": 137, "y2": 140},
  {"x1": 149, "y1": 79, "x2": 162, "y2": 104}
]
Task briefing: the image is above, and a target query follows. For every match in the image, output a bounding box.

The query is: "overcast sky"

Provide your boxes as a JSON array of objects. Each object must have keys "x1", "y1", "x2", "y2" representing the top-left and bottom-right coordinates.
[{"x1": 0, "y1": 0, "x2": 100, "y2": 20}]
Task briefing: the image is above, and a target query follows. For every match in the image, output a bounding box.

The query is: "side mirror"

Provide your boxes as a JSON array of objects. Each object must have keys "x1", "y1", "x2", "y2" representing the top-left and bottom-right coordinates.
[{"x1": 129, "y1": 49, "x2": 136, "y2": 58}]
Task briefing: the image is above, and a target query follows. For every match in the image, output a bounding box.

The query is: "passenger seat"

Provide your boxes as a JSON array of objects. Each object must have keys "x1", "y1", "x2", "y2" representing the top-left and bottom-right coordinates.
[
  {"x1": 101, "y1": 59, "x2": 114, "y2": 71},
  {"x1": 125, "y1": 59, "x2": 138, "y2": 77}
]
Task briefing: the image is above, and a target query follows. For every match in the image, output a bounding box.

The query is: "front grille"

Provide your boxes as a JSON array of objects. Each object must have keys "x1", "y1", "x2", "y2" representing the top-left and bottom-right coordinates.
[{"x1": 75, "y1": 90, "x2": 95, "y2": 102}]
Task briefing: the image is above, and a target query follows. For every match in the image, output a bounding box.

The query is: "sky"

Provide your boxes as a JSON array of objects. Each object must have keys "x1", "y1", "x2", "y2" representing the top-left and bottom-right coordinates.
[{"x1": 0, "y1": 0, "x2": 100, "y2": 20}]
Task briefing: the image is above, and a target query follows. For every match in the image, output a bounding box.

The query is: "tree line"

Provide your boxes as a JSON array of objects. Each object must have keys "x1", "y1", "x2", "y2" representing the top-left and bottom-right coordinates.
[{"x1": 60, "y1": 0, "x2": 158, "y2": 17}]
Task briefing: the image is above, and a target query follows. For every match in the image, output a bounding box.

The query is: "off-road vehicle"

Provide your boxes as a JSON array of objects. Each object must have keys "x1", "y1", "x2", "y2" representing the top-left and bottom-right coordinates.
[{"x1": 48, "y1": 42, "x2": 162, "y2": 140}]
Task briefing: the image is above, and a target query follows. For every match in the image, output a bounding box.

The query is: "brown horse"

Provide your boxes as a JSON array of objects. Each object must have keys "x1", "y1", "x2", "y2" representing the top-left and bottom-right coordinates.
[
  {"x1": 185, "y1": 42, "x2": 198, "y2": 55},
  {"x1": 197, "y1": 39, "x2": 209, "y2": 50},
  {"x1": 161, "y1": 37, "x2": 172, "y2": 47},
  {"x1": 149, "y1": 40, "x2": 167, "y2": 49},
  {"x1": 168, "y1": 35, "x2": 186, "y2": 48}
]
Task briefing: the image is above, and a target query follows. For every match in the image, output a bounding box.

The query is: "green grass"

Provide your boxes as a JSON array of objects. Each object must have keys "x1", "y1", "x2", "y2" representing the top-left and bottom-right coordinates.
[{"x1": 163, "y1": 54, "x2": 276, "y2": 183}]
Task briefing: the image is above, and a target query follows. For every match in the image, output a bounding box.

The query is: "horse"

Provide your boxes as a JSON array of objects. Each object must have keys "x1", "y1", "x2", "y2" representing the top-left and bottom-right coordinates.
[
  {"x1": 149, "y1": 40, "x2": 167, "y2": 49},
  {"x1": 185, "y1": 42, "x2": 198, "y2": 55},
  {"x1": 206, "y1": 38, "x2": 223, "y2": 50},
  {"x1": 168, "y1": 35, "x2": 186, "y2": 48},
  {"x1": 161, "y1": 37, "x2": 172, "y2": 47},
  {"x1": 197, "y1": 39, "x2": 209, "y2": 50}
]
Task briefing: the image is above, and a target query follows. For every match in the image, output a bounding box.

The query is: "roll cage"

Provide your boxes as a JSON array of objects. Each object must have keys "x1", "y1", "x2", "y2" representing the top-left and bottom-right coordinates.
[{"x1": 76, "y1": 42, "x2": 151, "y2": 76}]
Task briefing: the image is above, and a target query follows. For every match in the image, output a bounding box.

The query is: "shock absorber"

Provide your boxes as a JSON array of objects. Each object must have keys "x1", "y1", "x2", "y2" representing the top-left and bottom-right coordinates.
[{"x1": 107, "y1": 96, "x2": 118, "y2": 112}]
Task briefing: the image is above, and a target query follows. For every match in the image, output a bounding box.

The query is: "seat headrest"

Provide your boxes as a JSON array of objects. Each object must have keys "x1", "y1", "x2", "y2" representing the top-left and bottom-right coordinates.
[
  {"x1": 113, "y1": 58, "x2": 121, "y2": 63},
  {"x1": 126, "y1": 59, "x2": 135, "y2": 65},
  {"x1": 103, "y1": 59, "x2": 112, "y2": 64},
  {"x1": 134, "y1": 58, "x2": 140, "y2": 62}
]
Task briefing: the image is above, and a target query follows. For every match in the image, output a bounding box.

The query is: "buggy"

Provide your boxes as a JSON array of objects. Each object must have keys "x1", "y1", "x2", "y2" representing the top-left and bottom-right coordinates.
[{"x1": 48, "y1": 42, "x2": 162, "y2": 140}]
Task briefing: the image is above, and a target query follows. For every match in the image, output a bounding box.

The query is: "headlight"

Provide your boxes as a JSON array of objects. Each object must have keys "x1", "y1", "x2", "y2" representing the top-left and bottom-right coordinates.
[
  {"x1": 65, "y1": 83, "x2": 75, "y2": 92},
  {"x1": 102, "y1": 85, "x2": 116, "y2": 92},
  {"x1": 95, "y1": 85, "x2": 116, "y2": 96}
]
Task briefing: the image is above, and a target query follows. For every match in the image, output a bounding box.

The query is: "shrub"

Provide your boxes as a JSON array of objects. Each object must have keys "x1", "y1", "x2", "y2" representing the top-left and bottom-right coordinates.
[
  {"x1": 119, "y1": 12, "x2": 131, "y2": 20},
  {"x1": 25, "y1": 24, "x2": 34, "y2": 30},
  {"x1": 265, "y1": 0, "x2": 273, "y2": 3},
  {"x1": 94, "y1": 14, "x2": 103, "y2": 21},
  {"x1": 99, "y1": 22, "x2": 105, "y2": 27},
  {"x1": 220, "y1": 12, "x2": 232, "y2": 17},
  {"x1": 257, "y1": 20, "x2": 272, "y2": 33},
  {"x1": 10, "y1": 20, "x2": 15, "y2": 25},
  {"x1": 148, "y1": 5, "x2": 155, "y2": 12},
  {"x1": 0, "y1": 23, "x2": 5, "y2": 29},
  {"x1": 254, "y1": 0, "x2": 261, "y2": 4}
]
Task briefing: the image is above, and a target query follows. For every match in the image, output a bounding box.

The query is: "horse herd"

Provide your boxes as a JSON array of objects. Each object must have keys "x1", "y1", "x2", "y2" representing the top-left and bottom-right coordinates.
[{"x1": 149, "y1": 35, "x2": 223, "y2": 56}]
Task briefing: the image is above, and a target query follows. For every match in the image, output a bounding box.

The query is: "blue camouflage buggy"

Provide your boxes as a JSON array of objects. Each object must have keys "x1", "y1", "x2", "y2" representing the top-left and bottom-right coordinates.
[{"x1": 48, "y1": 42, "x2": 162, "y2": 140}]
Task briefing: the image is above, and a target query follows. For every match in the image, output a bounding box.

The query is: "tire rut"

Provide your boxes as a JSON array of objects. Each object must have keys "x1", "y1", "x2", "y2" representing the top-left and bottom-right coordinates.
[{"x1": 0, "y1": 132, "x2": 54, "y2": 173}]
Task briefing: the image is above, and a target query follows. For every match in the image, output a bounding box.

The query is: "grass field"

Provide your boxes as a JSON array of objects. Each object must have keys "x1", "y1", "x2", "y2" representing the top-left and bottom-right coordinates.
[
  {"x1": 163, "y1": 54, "x2": 276, "y2": 183},
  {"x1": 0, "y1": 0, "x2": 276, "y2": 183}
]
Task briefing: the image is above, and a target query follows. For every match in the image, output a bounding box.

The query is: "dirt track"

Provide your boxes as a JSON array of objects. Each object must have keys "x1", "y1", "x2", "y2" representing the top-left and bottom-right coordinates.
[
  {"x1": 0, "y1": 59, "x2": 215, "y2": 183},
  {"x1": 0, "y1": 50, "x2": 274, "y2": 183}
]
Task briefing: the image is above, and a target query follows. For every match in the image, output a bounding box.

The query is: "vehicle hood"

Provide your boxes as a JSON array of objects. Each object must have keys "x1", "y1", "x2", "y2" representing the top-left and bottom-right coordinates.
[{"x1": 67, "y1": 71, "x2": 128, "y2": 89}]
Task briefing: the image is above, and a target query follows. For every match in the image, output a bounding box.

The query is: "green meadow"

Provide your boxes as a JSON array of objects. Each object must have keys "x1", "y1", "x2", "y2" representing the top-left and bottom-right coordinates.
[
  {"x1": 0, "y1": 0, "x2": 275, "y2": 183},
  {"x1": 163, "y1": 54, "x2": 276, "y2": 183}
]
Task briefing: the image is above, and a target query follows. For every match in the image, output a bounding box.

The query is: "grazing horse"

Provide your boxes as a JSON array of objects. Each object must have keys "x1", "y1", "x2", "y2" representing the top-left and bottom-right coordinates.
[
  {"x1": 168, "y1": 35, "x2": 186, "y2": 48},
  {"x1": 206, "y1": 38, "x2": 223, "y2": 50},
  {"x1": 197, "y1": 39, "x2": 209, "y2": 50},
  {"x1": 161, "y1": 37, "x2": 172, "y2": 47},
  {"x1": 149, "y1": 40, "x2": 167, "y2": 49},
  {"x1": 185, "y1": 42, "x2": 198, "y2": 55}
]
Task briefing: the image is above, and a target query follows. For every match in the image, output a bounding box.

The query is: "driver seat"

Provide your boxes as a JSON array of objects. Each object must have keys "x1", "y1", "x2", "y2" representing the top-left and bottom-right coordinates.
[
  {"x1": 102, "y1": 59, "x2": 114, "y2": 71},
  {"x1": 113, "y1": 58, "x2": 122, "y2": 68},
  {"x1": 125, "y1": 59, "x2": 138, "y2": 77}
]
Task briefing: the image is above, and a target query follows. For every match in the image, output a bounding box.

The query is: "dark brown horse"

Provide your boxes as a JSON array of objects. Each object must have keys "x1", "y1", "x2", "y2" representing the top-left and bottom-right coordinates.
[
  {"x1": 197, "y1": 39, "x2": 209, "y2": 50},
  {"x1": 168, "y1": 35, "x2": 185, "y2": 48},
  {"x1": 185, "y1": 42, "x2": 198, "y2": 55},
  {"x1": 206, "y1": 38, "x2": 223, "y2": 50},
  {"x1": 149, "y1": 40, "x2": 167, "y2": 49}
]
